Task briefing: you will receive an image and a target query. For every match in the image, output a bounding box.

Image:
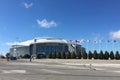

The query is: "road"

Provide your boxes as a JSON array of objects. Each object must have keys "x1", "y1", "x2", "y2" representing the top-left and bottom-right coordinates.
[{"x1": 0, "y1": 59, "x2": 120, "y2": 80}]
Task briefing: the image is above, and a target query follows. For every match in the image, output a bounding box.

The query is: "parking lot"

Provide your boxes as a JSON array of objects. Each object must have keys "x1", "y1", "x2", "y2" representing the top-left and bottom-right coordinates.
[{"x1": 0, "y1": 59, "x2": 120, "y2": 80}]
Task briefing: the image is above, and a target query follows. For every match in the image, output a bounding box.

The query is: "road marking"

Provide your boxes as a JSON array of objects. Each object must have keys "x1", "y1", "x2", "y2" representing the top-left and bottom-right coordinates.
[
  {"x1": 2, "y1": 70, "x2": 26, "y2": 74},
  {"x1": 113, "y1": 71, "x2": 120, "y2": 73},
  {"x1": 41, "y1": 69, "x2": 64, "y2": 74}
]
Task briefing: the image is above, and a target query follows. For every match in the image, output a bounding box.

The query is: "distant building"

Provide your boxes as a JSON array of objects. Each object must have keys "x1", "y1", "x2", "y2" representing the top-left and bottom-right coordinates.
[{"x1": 10, "y1": 37, "x2": 85, "y2": 58}]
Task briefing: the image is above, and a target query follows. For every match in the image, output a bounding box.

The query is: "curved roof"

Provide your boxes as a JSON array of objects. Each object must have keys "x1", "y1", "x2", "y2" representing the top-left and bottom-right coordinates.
[{"x1": 13, "y1": 37, "x2": 68, "y2": 47}]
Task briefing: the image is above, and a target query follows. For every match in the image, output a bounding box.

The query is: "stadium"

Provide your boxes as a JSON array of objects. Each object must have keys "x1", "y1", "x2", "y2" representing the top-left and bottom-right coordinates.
[{"x1": 10, "y1": 37, "x2": 85, "y2": 58}]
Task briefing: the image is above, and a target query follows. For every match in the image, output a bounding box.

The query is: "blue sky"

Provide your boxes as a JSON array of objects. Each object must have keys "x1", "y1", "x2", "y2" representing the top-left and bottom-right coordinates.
[{"x1": 0, "y1": 0, "x2": 120, "y2": 55}]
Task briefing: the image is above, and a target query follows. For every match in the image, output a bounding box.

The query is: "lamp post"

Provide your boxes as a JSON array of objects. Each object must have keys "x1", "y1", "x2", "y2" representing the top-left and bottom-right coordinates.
[
  {"x1": 13, "y1": 48, "x2": 16, "y2": 57},
  {"x1": 30, "y1": 38, "x2": 37, "y2": 62},
  {"x1": 30, "y1": 44, "x2": 32, "y2": 62},
  {"x1": 34, "y1": 39, "x2": 37, "y2": 57},
  {"x1": 15, "y1": 37, "x2": 19, "y2": 59}
]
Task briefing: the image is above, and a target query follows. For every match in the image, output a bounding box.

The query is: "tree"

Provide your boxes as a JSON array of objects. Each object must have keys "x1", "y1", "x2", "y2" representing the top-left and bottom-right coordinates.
[
  {"x1": 48, "y1": 52, "x2": 52, "y2": 58},
  {"x1": 57, "y1": 52, "x2": 61, "y2": 59},
  {"x1": 36, "y1": 54, "x2": 45, "y2": 59},
  {"x1": 99, "y1": 50, "x2": 104, "y2": 59},
  {"x1": 71, "y1": 52, "x2": 76, "y2": 59},
  {"x1": 19, "y1": 55, "x2": 23, "y2": 58},
  {"x1": 66, "y1": 52, "x2": 71, "y2": 59},
  {"x1": 104, "y1": 51, "x2": 109, "y2": 60},
  {"x1": 77, "y1": 51, "x2": 81, "y2": 59},
  {"x1": 23, "y1": 54, "x2": 30, "y2": 59},
  {"x1": 0, "y1": 55, "x2": 5, "y2": 59},
  {"x1": 88, "y1": 51, "x2": 92, "y2": 59},
  {"x1": 110, "y1": 51, "x2": 114, "y2": 60},
  {"x1": 52, "y1": 52, "x2": 57, "y2": 59},
  {"x1": 83, "y1": 51, "x2": 87, "y2": 59},
  {"x1": 115, "y1": 51, "x2": 120, "y2": 60},
  {"x1": 36, "y1": 54, "x2": 41, "y2": 59},
  {"x1": 61, "y1": 52, "x2": 66, "y2": 59},
  {"x1": 93, "y1": 50, "x2": 98, "y2": 59}
]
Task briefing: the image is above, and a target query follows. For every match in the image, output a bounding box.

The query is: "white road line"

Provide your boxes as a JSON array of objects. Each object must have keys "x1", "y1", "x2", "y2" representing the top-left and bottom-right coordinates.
[
  {"x1": 41, "y1": 69, "x2": 65, "y2": 74},
  {"x1": 113, "y1": 71, "x2": 120, "y2": 73},
  {"x1": 2, "y1": 70, "x2": 26, "y2": 74}
]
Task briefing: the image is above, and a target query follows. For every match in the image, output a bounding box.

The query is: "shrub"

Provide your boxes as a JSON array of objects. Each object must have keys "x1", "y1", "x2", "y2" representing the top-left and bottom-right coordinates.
[
  {"x1": 48, "y1": 52, "x2": 52, "y2": 58},
  {"x1": 66, "y1": 52, "x2": 71, "y2": 59},
  {"x1": 110, "y1": 51, "x2": 114, "y2": 60},
  {"x1": 77, "y1": 51, "x2": 81, "y2": 59},
  {"x1": 52, "y1": 52, "x2": 57, "y2": 59},
  {"x1": 88, "y1": 51, "x2": 92, "y2": 59},
  {"x1": 23, "y1": 54, "x2": 30, "y2": 59},
  {"x1": 36, "y1": 54, "x2": 45, "y2": 59},
  {"x1": 93, "y1": 50, "x2": 98, "y2": 59},
  {"x1": 57, "y1": 52, "x2": 61, "y2": 59},
  {"x1": 83, "y1": 51, "x2": 87, "y2": 59},
  {"x1": 71, "y1": 52, "x2": 76, "y2": 59},
  {"x1": 104, "y1": 51, "x2": 109, "y2": 60},
  {"x1": 61, "y1": 52, "x2": 66, "y2": 59},
  {"x1": 115, "y1": 51, "x2": 120, "y2": 60},
  {"x1": 1, "y1": 55, "x2": 5, "y2": 59},
  {"x1": 99, "y1": 50, "x2": 104, "y2": 59}
]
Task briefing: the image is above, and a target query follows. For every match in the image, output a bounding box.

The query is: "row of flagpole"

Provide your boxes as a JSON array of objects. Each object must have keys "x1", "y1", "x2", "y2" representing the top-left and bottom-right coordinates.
[
  {"x1": 68, "y1": 39, "x2": 118, "y2": 53},
  {"x1": 69, "y1": 39, "x2": 117, "y2": 44}
]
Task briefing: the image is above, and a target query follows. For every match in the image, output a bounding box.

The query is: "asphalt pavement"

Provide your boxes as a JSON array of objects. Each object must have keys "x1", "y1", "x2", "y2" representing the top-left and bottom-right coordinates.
[{"x1": 0, "y1": 59, "x2": 120, "y2": 80}]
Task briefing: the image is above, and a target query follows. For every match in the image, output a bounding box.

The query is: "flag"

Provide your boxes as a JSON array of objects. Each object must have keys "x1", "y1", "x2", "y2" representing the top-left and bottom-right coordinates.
[
  {"x1": 80, "y1": 39, "x2": 85, "y2": 43},
  {"x1": 86, "y1": 40, "x2": 90, "y2": 43},
  {"x1": 99, "y1": 40, "x2": 103, "y2": 43},
  {"x1": 34, "y1": 39, "x2": 37, "y2": 42},
  {"x1": 108, "y1": 40, "x2": 110, "y2": 43},
  {"x1": 75, "y1": 40, "x2": 80, "y2": 43},
  {"x1": 94, "y1": 40, "x2": 98, "y2": 44},
  {"x1": 113, "y1": 40, "x2": 116, "y2": 43}
]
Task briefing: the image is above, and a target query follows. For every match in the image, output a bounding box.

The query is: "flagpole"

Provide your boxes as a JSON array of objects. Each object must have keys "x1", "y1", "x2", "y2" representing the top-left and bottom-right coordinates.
[
  {"x1": 93, "y1": 40, "x2": 95, "y2": 52},
  {"x1": 99, "y1": 42, "x2": 100, "y2": 52},
  {"x1": 112, "y1": 40, "x2": 114, "y2": 53},
  {"x1": 94, "y1": 40, "x2": 97, "y2": 51},
  {"x1": 113, "y1": 40, "x2": 116, "y2": 53},
  {"x1": 86, "y1": 40, "x2": 88, "y2": 53},
  {"x1": 106, "y1": 40, "x2": 107, "y2": 51},
  {"x1": 80, "y1": 39, "x2": 84, "y2": 59},
  {"x1": 98, "y1": 40, "x2": 101, "y2": 52},
  {"x1": 75, "y1": 40, "x2": 77, "y2": 54}
]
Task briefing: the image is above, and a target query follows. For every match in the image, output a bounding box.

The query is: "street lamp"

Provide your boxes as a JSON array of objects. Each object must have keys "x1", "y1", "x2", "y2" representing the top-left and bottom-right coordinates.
[{"x1": 30, "y1": 38, "x2": 37, "y2": 62}]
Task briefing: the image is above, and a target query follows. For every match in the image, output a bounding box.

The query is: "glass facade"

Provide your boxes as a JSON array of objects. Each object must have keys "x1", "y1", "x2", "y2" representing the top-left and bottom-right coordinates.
[
  {"x1": 10, "y1": 38, "x2": 86, "y2": 58},
  {"x1": 31, "y1": 43, "x2": 68, "y2": 55}
]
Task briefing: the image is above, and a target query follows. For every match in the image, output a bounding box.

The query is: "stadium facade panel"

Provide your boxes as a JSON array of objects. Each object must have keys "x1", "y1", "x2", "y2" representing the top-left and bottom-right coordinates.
[{"x1": 10, "y1": 37, "x2": 85, "y2": 58}]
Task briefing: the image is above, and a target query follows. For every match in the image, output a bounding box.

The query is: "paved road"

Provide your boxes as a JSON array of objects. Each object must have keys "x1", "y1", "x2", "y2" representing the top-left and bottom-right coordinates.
[{"x1": 0, "y1": 59, "x2": 120, "y2": 80}]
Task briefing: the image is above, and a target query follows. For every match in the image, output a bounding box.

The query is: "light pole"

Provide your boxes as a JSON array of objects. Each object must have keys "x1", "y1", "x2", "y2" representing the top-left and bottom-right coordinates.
[
  {"x1": 34, "y1": 39, "x2": 37, "y2": 58},
  {"x1": 16, "y1": 37, "x2": 19, "y2": 59},
  {"x1": 30, "y1": 38, "x2": 37, "y2": 62},
  {"x1": 13, "y1": 48, "x2": 16, "y2": 57}
]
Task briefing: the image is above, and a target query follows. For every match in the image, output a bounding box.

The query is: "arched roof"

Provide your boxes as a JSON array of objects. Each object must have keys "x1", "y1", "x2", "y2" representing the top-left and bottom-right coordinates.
[{"x1": 13, "y1": 37, "x2": 68, "y2": 47}]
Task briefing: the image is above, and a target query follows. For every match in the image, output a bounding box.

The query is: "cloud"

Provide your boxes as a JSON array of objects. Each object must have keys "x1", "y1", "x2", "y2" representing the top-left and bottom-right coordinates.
[
  {"x1": 37, "y1": 19, "x2": 57, "y2": 28},
  {"x1": 110, "y1": 30, "x2": 120, "y2": 39},
  {"x1": 23, "y1": 2, "x2": 33, "y2": 8}
]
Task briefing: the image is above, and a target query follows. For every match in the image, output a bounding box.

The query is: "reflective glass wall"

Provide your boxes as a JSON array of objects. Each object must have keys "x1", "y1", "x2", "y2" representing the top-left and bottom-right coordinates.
[{"x1": 33, "y1": 43, "x2": 68, "y2": 55}]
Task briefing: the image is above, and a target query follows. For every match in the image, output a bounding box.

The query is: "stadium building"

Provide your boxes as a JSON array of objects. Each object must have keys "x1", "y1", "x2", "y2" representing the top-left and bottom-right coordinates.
[{"x1": 10, "y1": 37, "x2": 85, "y2": 58}]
